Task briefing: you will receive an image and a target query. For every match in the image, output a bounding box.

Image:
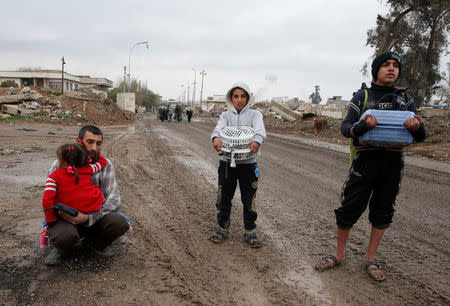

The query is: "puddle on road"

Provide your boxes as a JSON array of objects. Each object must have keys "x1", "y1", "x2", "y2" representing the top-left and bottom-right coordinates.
[
  {"x1": 154, "y1": 124, "x2": 337, "y2": 303},
  {"x1": 262, "y1": 216, "x2": 336, "y2": 304},
  {"x1": 156, "y1": 126, "x2": 217, "y2": 183},
  {"x1": 106, "y1": 125, "x2": 135, "y2": 131},
  {"x1": 283, "y1": 269, "x2": 335, "y2": 305}
]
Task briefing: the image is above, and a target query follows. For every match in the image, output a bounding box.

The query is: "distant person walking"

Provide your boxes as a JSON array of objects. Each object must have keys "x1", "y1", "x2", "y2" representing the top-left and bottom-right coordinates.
[
  {"x1": 175, "y1": 105, "x2": 182, "y2": 122},
  {"x1": 186, "y1": 107, "x2": 193, "y2": 123},
  {"x1": 167, "y1": 106, "x2": 173, "y2": 122}
]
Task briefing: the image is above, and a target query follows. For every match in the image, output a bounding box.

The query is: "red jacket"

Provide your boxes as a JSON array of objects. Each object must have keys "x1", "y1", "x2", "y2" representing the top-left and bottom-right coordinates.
[{"x1": 42, "y1": 155, "x2": 107, "y2": 223}]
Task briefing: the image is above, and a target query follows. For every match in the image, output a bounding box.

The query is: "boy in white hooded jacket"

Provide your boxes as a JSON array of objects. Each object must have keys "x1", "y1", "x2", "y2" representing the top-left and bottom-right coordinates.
[{"x1": 210, "y1": 81, "x2": 266, "y2": 247}]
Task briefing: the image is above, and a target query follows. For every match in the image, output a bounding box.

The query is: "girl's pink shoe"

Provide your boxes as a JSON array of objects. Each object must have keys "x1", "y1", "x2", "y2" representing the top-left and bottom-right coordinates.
[{"x1": 40, "y1": 227, "x2": 49, "y2": 249}]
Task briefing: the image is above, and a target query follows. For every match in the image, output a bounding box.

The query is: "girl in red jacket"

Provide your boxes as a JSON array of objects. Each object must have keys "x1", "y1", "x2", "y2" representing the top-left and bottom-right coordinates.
[{"x1": 42, "y1": 143, "x2": 107, "y2": 225}]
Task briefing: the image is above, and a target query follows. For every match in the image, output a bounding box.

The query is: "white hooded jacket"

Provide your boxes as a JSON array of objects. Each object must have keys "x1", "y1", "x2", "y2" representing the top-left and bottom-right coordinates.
[{"x1": 210, "y1": 81, "x2": 267, "y2": 164}]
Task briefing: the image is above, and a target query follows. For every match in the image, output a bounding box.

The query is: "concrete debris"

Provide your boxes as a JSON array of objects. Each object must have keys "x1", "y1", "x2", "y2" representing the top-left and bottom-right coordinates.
[
  {"x1": 65, "y1": 89, "x2": 105, "y2": 101},
  {"x1": 1, "y1": 104, "x2": 20, "y2": 115},
  {"x1": 270, "y1": 101, "x2": 302, "y2": 121},
  {"x1": 21, "y1": 147, "x2": 44, "y2": 153},
  {"x1": 0, "y1": 87, "x2": 97, "y2": 117},
  {"x1": 6, "y1": 87, "x2": 16, "y2": 95},
  {"x1": 22, "y1": 101, "x2": 40, "y2": 109},
  {"x1": 285, "y1": 98, "x2": 300, "y2": 110},
  {"x1": 0, "y1": 92, "x2": 44, "y2": 104},
  {"x1": 19, "y1": 87, "x2": 31, "y2": 94},
  {"x1": 1, "y1": 149, "x2": 15, "y2": 155},
  {"x1": 48, "y1": 99, "x2": 62, "y2": 108}
]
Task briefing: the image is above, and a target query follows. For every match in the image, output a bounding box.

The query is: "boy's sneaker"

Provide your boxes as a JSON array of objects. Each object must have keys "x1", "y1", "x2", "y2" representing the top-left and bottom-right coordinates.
[
  {"x1": 45, "y1": 247, "x2": 63, "y2": 265},
  {"x1": 210, "y1": 227, "x2": 229, "y2": 243},
  {"x1": 39, "y1": 227, "x2": 49, "y2": 249},
  {"x1": 244, "y1": 231, "x2": 262, "y2": 248}
]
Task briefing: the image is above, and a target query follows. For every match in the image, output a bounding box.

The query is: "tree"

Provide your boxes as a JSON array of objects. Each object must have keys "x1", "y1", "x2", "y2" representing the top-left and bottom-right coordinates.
[
  {"x1": 365, "y1": 0, "x2": 450, "y2": 106},
  {"x1": 0, "y1": 80, "x2": 18, "y2": 88},
  {"x1": 107, "y1": 87, "x2": 122, "y2": 102},
  {"x1": 16, "y1": 67, "x2": 42, "y2": 72}
]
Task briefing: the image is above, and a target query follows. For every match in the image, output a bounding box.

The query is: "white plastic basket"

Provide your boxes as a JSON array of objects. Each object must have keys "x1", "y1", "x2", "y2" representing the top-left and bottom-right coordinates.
[
  {"x1": 219, "y1": 125, "x2": 255, "y2": 149},
  {"x1": 219, "y1": 126, "x2": 256, "y2": 167}
]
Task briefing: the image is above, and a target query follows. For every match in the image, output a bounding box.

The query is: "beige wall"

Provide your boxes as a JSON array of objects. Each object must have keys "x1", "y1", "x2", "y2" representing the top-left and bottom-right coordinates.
[{"x1": 117, "y1": 93, "x2": 136, "y2": 112}]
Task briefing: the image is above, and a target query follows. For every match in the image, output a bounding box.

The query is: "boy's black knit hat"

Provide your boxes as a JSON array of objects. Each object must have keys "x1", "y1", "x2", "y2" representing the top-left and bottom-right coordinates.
[{"x1": 371, "y1": 51, "x2": 402, "y2": 81}]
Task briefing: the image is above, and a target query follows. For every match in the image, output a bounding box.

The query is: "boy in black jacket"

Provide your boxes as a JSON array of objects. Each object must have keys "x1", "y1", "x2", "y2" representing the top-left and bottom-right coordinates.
[{"x1": 315, "y1": 52, "x2": 428, "y2": 281}]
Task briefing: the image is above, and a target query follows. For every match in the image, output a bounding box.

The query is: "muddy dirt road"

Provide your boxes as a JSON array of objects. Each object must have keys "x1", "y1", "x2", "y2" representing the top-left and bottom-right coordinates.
[{"x1": 0, "y1": 115, "x2": 449, "y2": 305}]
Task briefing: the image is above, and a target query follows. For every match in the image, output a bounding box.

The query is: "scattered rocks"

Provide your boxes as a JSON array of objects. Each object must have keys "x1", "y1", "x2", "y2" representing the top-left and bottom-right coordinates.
[{"x1": 1, "y1": 149, "x2": 15, "y2": 155}]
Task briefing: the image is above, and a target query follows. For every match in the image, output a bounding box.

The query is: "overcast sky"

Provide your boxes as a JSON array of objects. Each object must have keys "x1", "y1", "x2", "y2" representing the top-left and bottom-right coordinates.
[{"x1": 0, "y1": 0, "x2": 395, "y2": 102}]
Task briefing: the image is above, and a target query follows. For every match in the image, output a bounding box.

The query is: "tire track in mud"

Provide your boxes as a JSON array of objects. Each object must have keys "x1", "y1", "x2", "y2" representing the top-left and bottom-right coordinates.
[
  {"x1": 104, "y1": 119, "x2": 311, "y2": 304},
  {"x1": 142, "y1": 116, "x2": 449, "y2": 305},
  {"x1": 150, "y1": 119, "x2": 329, "y2": 304}
]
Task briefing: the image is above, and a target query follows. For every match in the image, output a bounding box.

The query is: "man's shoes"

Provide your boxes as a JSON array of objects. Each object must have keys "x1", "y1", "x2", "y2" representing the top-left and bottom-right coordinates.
[
  {"x1": 45, "y1": 247, "x2": 63, "y2": 265},
  {"x1": 244, "y1": 231, "x2": 262, "y2": 248},
  {"x1": 93, "y1": 245, "x2": 114, "y2": 257}
]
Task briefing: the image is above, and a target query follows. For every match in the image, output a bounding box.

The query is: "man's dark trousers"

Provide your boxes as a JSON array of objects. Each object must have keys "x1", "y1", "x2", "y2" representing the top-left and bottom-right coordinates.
[{"x1": 48, "y1": 212, "x2": 129, "y2": 253}]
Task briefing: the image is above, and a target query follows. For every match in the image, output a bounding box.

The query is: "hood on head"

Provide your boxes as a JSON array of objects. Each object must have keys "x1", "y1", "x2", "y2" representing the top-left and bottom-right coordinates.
[{"x1": 225, "y1": 81, "x2": 255, "y2": 113}]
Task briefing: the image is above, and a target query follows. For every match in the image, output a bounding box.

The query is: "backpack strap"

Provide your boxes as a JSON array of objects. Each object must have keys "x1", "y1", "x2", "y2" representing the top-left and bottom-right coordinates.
[
  {"x1": 361, "y1": 89, "x2": 368, "y2": 114},
  {"x1": 349, "y1": 88, "x2": 368, "y2": 164}
]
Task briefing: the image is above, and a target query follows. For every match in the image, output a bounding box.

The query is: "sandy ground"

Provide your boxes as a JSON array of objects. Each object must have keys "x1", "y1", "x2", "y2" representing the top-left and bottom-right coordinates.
[{"x1": 0, "y1": 115, "x2": 449, "y2": 305}]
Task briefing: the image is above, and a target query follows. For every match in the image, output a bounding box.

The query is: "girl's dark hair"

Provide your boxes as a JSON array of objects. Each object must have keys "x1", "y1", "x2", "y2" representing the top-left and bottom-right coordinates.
[{"x1": 57, "y1": 143, "x2": 88, "y2": 184}]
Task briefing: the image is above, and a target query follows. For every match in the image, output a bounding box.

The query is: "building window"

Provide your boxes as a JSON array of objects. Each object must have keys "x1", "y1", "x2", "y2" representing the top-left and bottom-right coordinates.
[
  {"x1": 70, "y1": 83, "x2": 73, "y2": 91},
  {"x1": 75, "y1": 84, "x2": 79, "y2": 90},
  {"x1": 66, "y1": 82, "x2": 69, "y2": 90},
  {"x1": 49, "y1": 81, "x2": 62, "y2": 89}
]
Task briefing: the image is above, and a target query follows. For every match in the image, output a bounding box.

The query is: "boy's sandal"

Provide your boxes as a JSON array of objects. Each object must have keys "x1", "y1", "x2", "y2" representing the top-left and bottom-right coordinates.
[
  {"x1": 364, "y1": 261, "x2": 385, "y2": 281},
  {"x1": 210, "y1": 230, "x2": 228, "y2": 243},
  {"x1": 244, "y1": 233, "x2": 262, "y2": 248},
  {"x1": 315, "y1": 255, "x2": 341, "y2": 271}
]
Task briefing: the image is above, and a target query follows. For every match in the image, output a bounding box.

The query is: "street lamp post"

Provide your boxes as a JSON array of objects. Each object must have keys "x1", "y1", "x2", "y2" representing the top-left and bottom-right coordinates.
[
  {"x1": 200, "y1": 70, "x2": 207, "y2": 108},
  {"x1": 187, "y1": 81, "x2": 190, "y2": 105},
  {"x1": 181, "y1": 84, "x2": 186, "y2": 103},
  {"x1": 128, "y1": 41, "x2": 149, "y2": 92},
  {"x1": 123, "y1": 66, "x2": 127, "y2": 92},
  {"x1": 61, "y1": 56, "x2": 66, "y2": 94},
  {"x1": 191, "y1": 68, "x2": 197, "y2": 107}
]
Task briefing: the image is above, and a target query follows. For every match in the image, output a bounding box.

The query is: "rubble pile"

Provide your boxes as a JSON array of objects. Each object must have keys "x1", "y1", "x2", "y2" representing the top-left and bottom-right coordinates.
[
  {"x1": 0, "y1": 87, "x2": 54, "y2": 117},
  {"x1": 0, "y1": 86, "x2": 132, "y2": 124}
]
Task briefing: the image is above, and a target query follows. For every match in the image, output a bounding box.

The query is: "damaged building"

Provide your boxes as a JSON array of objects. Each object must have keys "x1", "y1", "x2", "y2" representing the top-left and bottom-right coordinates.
[{"x1": 0, "y1": 70, "x2": 112, "y2": 92}]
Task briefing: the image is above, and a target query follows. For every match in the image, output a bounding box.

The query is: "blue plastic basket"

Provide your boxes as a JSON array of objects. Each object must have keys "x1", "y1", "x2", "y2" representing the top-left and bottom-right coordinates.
[{"x1": 358, "y1": 109, "x2": 415, "y2": 148}]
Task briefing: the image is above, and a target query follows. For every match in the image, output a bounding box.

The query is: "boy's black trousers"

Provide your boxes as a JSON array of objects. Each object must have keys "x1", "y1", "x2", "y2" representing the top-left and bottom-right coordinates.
[
  {"x1": 216, "y1": 160, "x2": 259, "y2": 231},
  {"x1": 335, "y1": 150, "x2": 404, "y2": 230}
]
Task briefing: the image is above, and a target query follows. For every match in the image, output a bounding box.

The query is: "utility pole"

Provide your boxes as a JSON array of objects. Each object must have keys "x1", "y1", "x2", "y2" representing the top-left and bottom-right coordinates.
[
  {"x1": 192, "y1": 68, "x2": 196, "y2": 107},
  {"x1": 123, "y1": 66, "x2": 127, "y2": 92},
  {"x1": 200, "y1": 70, "x2": 206, "y2": 108},
  {"x1": 61, "y1": 56, "x2": 66, "y2": 94},
  {"x1": 187, "y1": 81, "x2": 190, "y2": 105},
  {"x1": 181, "y1": 84, "x2": 186, "y2": 103}
]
